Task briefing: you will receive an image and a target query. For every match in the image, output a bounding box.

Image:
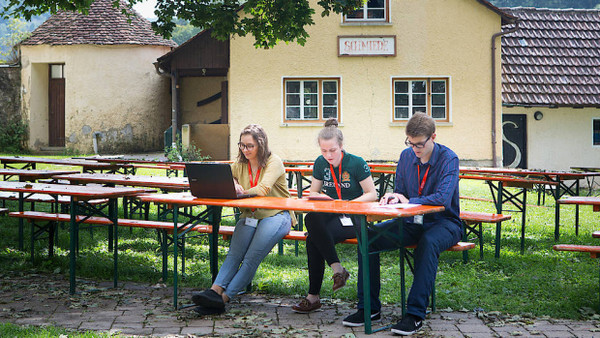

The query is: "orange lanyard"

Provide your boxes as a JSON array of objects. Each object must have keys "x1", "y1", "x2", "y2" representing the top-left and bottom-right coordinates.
[
  {"x1": 417, "y1": 164, "x2": 430, "y2": 197},
  {"x1": 329, "y1": 152, "x2": 344, "y2": 200},
  {"x1": 248, "y1": 163, "x2": 261, "y2": 188}
]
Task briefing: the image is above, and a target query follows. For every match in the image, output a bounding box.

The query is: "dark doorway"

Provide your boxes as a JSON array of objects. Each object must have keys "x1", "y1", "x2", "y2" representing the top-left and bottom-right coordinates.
[
  {"x1": 48, "y1": 64, "x2": 65, "y2": 147},
  {"x1": 502, "y1": 114, "x2": 527, "y2": 168}
]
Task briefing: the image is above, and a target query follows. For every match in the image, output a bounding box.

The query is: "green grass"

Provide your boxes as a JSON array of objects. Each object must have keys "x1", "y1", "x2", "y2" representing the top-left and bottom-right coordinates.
[
  {"x1": 1, "y1": 155, "x2": 600, "y2": 321},
  {"x1": 0, "y1": 323, "x2": 109, "y2": 337}
]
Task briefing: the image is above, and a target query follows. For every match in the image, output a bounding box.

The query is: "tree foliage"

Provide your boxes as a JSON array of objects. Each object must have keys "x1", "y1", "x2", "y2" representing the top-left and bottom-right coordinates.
[
  {"x1": 0, "y1": 17, "x2": 30, "y2": 63},
  {"x1": 1, "y1": 0, "x2": 364, "y2": 49}
]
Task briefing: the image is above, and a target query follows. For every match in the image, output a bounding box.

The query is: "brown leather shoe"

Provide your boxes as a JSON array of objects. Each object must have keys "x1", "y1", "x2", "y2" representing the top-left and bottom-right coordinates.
[
  {"x1": 332, "y1": 268, "x2": 350, "y2": 291},
  {"x1": 291, "y1": 298, "x2": 322, "y2": 313}
]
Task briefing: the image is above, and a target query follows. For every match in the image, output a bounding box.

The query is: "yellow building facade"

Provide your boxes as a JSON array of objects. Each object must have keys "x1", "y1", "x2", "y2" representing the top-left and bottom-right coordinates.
[{"x1": 221, "y1": 0, "x2": 513, "y2": 164}]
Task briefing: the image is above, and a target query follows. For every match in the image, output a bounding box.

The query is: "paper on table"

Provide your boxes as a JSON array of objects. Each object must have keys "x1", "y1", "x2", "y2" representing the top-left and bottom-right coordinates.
[{"x1": 377, "y1": 203, "x2": 421, "y2": 209}]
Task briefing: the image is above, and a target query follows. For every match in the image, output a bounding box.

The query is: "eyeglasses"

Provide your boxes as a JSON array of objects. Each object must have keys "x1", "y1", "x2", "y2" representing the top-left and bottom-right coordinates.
[
  {"x1": 404, "y1": 136, "x2": 431, "y2": 149},
  {"x1": 238, "y1": 142, "x2": 256, "y2": 151}
]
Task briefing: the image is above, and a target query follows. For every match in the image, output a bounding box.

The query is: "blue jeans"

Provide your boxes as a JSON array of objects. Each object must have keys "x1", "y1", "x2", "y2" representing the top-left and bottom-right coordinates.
[
  {"x1": 213, "y1": 211, "x2": 292, "y2": 299},
  {"x1": 357, "y1": 218, "x2": 462, "y2": 319}
]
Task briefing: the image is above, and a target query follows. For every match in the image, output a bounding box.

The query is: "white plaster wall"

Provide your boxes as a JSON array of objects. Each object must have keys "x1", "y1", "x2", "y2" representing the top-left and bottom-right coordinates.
[
  {"x1": 20, "y1": 44, "x2": 173, "y2": 153},
  {"x1": 503, "y1": 106, "x2": 600, "y2": 171}
]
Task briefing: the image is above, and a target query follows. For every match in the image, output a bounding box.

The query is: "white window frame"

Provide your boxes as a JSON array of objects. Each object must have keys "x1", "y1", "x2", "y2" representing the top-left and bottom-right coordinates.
[
  {"x1": 344, "y1": 0, "x2": 390, "y2": 23},
  {"x1": 391, "y1": 77, "x2": 450, "y2": 123},
  {"x1": 283, "y1": 77, "x2": 341, "y2": 124}
]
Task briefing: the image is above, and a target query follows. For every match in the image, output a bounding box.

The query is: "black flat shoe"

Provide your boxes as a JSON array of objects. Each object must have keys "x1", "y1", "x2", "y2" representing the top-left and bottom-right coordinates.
[
  {"x1": 191, "y1": 289, "x2": 225, "y2": 310},
  {"x1": 193, "y1": 305, "x2": 225, "y2": 316}
]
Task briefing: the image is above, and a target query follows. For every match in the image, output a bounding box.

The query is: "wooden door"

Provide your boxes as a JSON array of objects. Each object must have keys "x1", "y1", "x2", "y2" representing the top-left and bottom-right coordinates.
[
  {"x1": 48, "y1": 64, "x2": 65, "y2": 147},
  {"x1": 502, "y1": 114, "x2": 527, "y2": 168}
]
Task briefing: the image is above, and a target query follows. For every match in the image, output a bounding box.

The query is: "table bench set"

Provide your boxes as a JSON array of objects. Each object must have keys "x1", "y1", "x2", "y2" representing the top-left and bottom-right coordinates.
[{"x1": 0, "y1": 155, "x2": 598, "y2": 333}]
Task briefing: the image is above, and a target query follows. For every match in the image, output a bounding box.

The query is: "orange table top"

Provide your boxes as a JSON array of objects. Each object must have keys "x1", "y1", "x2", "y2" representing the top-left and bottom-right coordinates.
[
  {"x1": 137, "y1": 193, "x2": 444, "y2": 218},
  {"x1": 460, "y1": 167, "x2": 600, "y2": 179},
  {"x1": 0, "y1": 181, "x2": 147, "y2": 200},
  {"x1": 0, "y1": 168, "x2": 79, "y2": 180},
  {"x1": 558, "y1": 196, "x2": 600, "y2": 206},
  {"x1": 459, "y1": 173, "x2": 559, "y2": 186},
  {"x1": 53, "y1": 173, "x2": 189, "y2": 191},
  {"x1": 0, "y1": 156, "x2": 125, "y2": 170}
]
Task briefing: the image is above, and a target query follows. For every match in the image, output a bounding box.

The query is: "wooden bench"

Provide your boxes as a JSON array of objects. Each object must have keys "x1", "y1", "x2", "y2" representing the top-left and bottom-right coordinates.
[
  {"x1": 460, "y1": 211, "x2": 512, "y2": 259},
  {"x1": 593, "y1": 231, "x2": 600, "y2": 239},
  {"x1": 553, "y1": 244, "x2": 600, "y2": 311},
  {"x1": 0, "y1": 207, "x2": 8, "y2": 215}
]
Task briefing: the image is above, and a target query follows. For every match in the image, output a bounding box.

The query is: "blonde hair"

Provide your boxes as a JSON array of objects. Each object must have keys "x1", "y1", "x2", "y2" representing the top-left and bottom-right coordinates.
[
  {"x1": 317, "y1": 118, "x2": 343, "y2": 146},
  {"x1": 237, "y1": 124, "x2": 271, "y2": 168}
]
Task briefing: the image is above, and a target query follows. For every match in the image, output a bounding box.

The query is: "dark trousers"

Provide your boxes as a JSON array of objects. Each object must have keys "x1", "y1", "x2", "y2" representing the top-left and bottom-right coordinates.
[
  {"x1": 357, "y1": 218, "x2": 462, "y2": 319},
  {"x1": 305, "y1": 212, "x2": 357, "y2": 295}
]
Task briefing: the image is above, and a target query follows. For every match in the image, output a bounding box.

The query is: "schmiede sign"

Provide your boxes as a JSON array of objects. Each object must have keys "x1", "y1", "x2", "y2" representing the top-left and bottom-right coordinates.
[{"x1": 338, "y1": 35, "x2": 396, "y2": 57}]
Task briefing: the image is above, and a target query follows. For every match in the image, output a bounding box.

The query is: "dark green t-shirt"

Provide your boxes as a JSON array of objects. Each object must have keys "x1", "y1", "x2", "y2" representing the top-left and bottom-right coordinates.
[{"x1": 313, "y1": 151, "x2": 371, "y2": 200}]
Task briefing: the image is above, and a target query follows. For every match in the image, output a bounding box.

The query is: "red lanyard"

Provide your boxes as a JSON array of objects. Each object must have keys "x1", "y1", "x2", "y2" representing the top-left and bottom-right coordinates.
[
  {"x1": 329, "y1": 152, "x2": 344, "y2": 200},
  {"x1": 417, "y1": 164, "x2": 430, "y2": 196},
  {"x1": 248, "y1": 163, "x2": 261, "y2": 188}
]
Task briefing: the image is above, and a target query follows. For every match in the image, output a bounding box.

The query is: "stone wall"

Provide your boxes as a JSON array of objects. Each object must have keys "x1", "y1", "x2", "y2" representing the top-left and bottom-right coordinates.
[{"x1": 0, "y1": 66, "x2": 21, "y2": 125}]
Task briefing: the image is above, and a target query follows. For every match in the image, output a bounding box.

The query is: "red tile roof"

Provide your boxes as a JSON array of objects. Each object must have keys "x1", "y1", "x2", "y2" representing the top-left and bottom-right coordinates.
[
  {"x1": 21, "y1": 0, "x2": 176, "y2": 47},
  {"x1": 501, "y1": 7, "x2": 600, "y2": 107}
]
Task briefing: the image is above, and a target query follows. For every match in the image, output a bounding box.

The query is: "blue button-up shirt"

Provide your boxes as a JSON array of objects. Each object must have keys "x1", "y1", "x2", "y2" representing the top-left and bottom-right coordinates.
[{"x1": 394, "y1": 142, "x2": 461, "y2": 228}]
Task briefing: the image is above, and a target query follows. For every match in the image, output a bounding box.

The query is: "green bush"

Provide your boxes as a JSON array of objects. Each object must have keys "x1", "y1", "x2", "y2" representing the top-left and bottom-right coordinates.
[
  {"x1": 164, "y1": 136, "x2": 210, "y2": 162},
  {"x1": 0, "y1": 115, "x2": 28, "y2": 153}
]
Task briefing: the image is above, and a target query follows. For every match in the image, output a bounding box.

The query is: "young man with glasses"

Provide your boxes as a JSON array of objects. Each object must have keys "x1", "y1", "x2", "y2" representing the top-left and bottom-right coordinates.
[{"x1": 342, "y1": 112, "x2": 462, "y2": 336}]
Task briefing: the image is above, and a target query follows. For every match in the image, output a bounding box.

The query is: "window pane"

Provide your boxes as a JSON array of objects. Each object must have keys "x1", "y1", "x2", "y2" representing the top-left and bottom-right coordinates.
[
  {"x1": 286, "y1": 81, "x2": 300, "y2": 93},
  {"x1": 594, "y1": 119, "x2": 600, "y2": 145},
  {"x1": 50, "y1": 65, "x2": 63, "y2": 79},
  {"x1": 412, "y1": 107, "x2": 426, "y2": 115},
  {"x1": 286, "y1": 107, "x2": 300, "y2": 119},
  {"x1": 305, "y1": 94, "x2": 318, "y2": 106},
  {"x1": 304, "y1": 81, "x2": 317, "y2": 93},
  {"x1": 412, "y1": 81, "x2": 426, "y2": 93},
  {"x1": 431, "y1": 93, "x2": 445, "y2": 106},
  {"x1": 395, "y1": 81, "x2": 408, "y2": 93},
  {"x1": 395, "y1": 107, "x2": 409, "y2": 119},
  {"x1": 287, "y1": 94, "x2": 300, "y2": 106},
  {"x1": 323, "y1": 107, "x2": 338, "y2": 119},
  {"x1": 432, "y1": 81, "x2": 446, "y2": 93},
  {"x1": 413, "y1": 94, "x2": 426, "y2": 106},
  {"x1": 367, "y1": 9, "x2": 384, "y2": 18},
  {"x1": 304, "y1": 107, "x2": 318, "y2": 119},
  {"x1": 323, "y1": 81, "x2": 337, "y2": 93},
  {"x1": 368, "y1": 0, "x2": 385, "y2": 7},
  {"x1": 395, "y1": 94, "x2": 408, "y2": 106},
  {"x1": 432, "y1": 107, "x2": 446, "y2": 119},
  {"x1": 323, "y1": 94, "x2": 337, "y2": 106},
  {"x1": 347, "y1": 9, "x2": 364, "y2": 18}
]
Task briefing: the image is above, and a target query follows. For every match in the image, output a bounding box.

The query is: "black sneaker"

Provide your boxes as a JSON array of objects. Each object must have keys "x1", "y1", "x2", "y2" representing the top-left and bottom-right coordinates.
[
  {"x1": 191, "y1": 289, "x2": 225, "y2": 310},
  {"x1": 342, "y1": 309, "x2": 381, "y2": 327},
  {"x1": 391, "y1": 314, "x2": 423, "y2": 335}
]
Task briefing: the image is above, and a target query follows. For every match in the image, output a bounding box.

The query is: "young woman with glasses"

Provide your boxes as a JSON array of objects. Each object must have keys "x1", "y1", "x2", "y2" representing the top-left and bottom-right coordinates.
[
  {"x1": 292, "y1": 118, "x2": 377, "y2": 314},
  {"x1": 190, "y1": 124, "x2": 295, "y2": 315}
]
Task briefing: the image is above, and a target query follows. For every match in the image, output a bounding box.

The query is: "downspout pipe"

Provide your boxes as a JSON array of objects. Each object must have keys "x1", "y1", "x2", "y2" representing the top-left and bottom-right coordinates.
[
  {"x1": 491, "y1": 20, "x2": 519, "y2": 167},
  {"x1": 153, "y1": 62, "x2": 179, "y2": 152}
]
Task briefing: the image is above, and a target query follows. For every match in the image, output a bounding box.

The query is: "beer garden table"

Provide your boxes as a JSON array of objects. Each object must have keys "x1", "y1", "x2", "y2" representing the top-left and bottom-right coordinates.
[
  {"x1": 0, "y1": 181, "x2": 147, "y2": 293},
  {"x1": 136, "y1": 192, "x2": 444, "y2": 334},
  {"x1": 0, "y1": 155, "x2": 129, "y2": 174}
]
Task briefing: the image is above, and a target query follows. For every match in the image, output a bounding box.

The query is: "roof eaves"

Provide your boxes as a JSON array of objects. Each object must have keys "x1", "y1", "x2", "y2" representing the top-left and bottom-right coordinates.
[{"x1": 476, "y1": 0, "x2": 518, "y2": 25}]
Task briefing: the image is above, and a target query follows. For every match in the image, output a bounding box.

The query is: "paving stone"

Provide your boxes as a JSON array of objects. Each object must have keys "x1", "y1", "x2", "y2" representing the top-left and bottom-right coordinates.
[
  {"x1": 570, "y1": 330, "x2": 600, "y2": 338},
  {"x1": 181, "y1": 326, "x2": 214, "y2": 335},
  {"x1": 150, "y1": 326, "x2": 181, "y2": 336},
  {"x1": 79, "y1": 320, "x2": 114, "y2": 331},
  {"x1": 456, "y1": 323, "x2": 495, "y2": 334},
  {"x1": 543, "y1": 331, "x2": 576, "y2": 338},
  {"x1": 118, "y1": 327, "x2": 154, "y2": 336}
]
